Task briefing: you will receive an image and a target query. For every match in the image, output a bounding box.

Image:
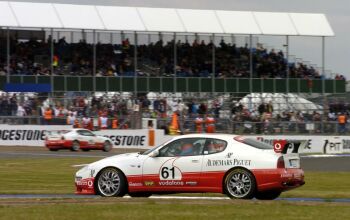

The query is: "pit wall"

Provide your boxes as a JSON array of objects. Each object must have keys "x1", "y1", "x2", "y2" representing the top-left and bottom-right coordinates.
[{"x1": 0, "y1": 125, "x2": 349, "y2": 154}]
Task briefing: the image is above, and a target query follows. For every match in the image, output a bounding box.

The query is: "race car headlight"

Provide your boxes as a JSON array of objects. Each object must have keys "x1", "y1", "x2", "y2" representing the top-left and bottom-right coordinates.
[{"x1": 80, "y1": 165, "x2": 90, "y2": 172}]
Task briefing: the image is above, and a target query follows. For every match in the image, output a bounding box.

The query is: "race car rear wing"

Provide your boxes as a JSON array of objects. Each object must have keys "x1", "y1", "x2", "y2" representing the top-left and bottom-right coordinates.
[{"x1": 273, "y1": 140, "x2": 308, "y2": 154}]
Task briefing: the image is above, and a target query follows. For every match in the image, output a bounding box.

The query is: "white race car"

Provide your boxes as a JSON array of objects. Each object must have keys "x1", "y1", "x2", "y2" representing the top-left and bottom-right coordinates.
[
  {"x1": 75, "y1": 134, "x2": 305, "y2": 199},
  {"x1": 45, "y1": 129, "x2": 113, "y2": 152}
]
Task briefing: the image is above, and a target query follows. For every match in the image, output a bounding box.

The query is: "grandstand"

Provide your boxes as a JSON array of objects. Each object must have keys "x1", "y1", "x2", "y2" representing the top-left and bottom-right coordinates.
[{"x1": 0, "y1": 1, "x2": 348, "y2": 135}]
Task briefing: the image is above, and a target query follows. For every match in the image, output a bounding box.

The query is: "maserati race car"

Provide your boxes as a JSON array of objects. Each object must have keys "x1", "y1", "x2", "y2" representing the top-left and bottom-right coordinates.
[
  {"x1": 75, "y1": 134, "x2": 305, "y2": 200},
  {"x1": 45, "y1": 129, "x2": 113, "y2": 152}
]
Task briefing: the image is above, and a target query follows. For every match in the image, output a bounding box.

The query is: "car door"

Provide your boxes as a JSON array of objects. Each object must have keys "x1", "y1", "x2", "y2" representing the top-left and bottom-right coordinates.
[
  {"x1": 142, "y1": 138, "x2": 205, "y2": 190},
  {"x1": 76, "y1": 130, "x2": 95, "y2": 147},
  {"x1": 200, "y1": 138, "x2": 229, "y2": 189}
]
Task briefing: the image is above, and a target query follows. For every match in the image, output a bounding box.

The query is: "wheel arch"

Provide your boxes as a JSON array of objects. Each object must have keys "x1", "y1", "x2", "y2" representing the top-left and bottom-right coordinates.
[
  {"x1": 93, "y1": 166, "x2": 129, "y2": 194},
  {"x1": 222, "y1": 166, "x2": 257, "y2": 193}
]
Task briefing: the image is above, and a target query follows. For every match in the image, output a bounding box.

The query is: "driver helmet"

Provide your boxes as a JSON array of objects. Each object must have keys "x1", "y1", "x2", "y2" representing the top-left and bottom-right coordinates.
[{"x1": 181, "y1": 143, "x2": 193, "y2": 155}]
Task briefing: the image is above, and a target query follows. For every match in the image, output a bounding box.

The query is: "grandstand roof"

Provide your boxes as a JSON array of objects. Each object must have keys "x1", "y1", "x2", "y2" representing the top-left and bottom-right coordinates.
[
  {"x1": 240, "y1": 93, "x2": 323, "y2": 114},
  {"x1": 0, "y1": 1, "x2": 334, "y2": 36}
]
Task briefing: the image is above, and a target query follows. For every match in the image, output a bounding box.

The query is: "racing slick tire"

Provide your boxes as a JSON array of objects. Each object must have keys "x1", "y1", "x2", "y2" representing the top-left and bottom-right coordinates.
[
  {"x1": 49, "y1": 149, "x2": 58, "y2": 151},
  {"x1": 82, "y1": 149, "x2": 90, "y2": 152},
  {"x1": 224, "y1": 168, "x2": 256, "y2": 199},
  {"x1": 95, "y1": 167, "x2": 127, "y2": 197},
  {"x1": 255, "y1": 191, "x2": 281, "y2": 200},
  {"x1": 103, "y1": 141, "x2": 112, "y2": 152},
  {"x1": 128, "y1": 192, "x2": 152, "y2": 198},
  {"x1": 71, "y1": 140, "x2": 80, "y2": 151}
]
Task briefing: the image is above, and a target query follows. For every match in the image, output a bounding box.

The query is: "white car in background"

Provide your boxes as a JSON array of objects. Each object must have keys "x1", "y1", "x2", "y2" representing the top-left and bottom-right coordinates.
[
  {"x1": 45, "y1": 129, "x2": 113, "y2": 152},
  {"x1": 75, "y1": 134, "x2": 305, "y2": 200}
]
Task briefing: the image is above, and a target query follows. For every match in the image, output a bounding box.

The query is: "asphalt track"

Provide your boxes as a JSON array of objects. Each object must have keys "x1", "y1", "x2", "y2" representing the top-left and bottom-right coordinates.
[{"x1": 0, "y1": 146, "x2": 349, "y2": 203}]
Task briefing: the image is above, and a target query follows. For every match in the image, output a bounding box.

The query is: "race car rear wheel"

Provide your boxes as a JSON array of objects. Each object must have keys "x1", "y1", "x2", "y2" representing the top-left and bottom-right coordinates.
[
  {"x1": 224, "y1": 168, "x2": 256, "y2": 199},
  {"x1": 71, "y1": 140, "x2": 80, "y2": 151},
  {"x1": 96, "y1": 167, "x2": 127, "y2": 197},
  {"x1": 255, "y1": 191, "x2": 281, "y2": 200},
  {"x1": 103, "y1": 141, "x2": 112, "y2": 152}
]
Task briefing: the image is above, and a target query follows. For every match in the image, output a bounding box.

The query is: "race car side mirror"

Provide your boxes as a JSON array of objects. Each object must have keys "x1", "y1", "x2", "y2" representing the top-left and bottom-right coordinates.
[{"x1": 149, "y1": 150, "x2": 159, "y2": 157}]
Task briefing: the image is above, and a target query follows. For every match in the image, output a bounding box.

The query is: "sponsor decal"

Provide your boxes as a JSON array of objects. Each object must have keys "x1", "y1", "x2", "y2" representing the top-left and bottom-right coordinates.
[
  {"x1": 0, "y1": 130, "x2": 45, "y2": 141},
  {"x1": 273, "y1": 140, "x2": 287, "y2": 153},
  {"x1": 90, "y1": 170, "x2": 95, "y2": 178},
  {"x1": 206, "y1": 159, "x2": 251, "y2": 167},
  {"x1": 343, "y1": 140, "x2": 350, "y2": 150},
  {"x1": 104, "y1": 135, "x2": 146, "y2": 146},
  {"x1": 158, "y1": 180, "x2": 184, "y2": 186},
  {"x1": 129, "y1": 182, "x2": 143, "y2": 187},
  {"x1": 225, "y1": 153, "x2": 233, "y2": 159},
  {"x1": 144, "y1": 181, "x2": 155, "y2": 186},
  {"x1": 281, "y1": 173, "x2": 293, "y2": 178},
  {"x1": 185, "y1": 181, "x2": 197, "y2": 186},
  {"x1": 294, "y1": 173, "x2": 303, "y2": 179},
  {"x1": 257, "y1": 137, "x2": 312, "y2": 150},
  {"x1": 76, "y1": 179, "x2": 94, "y2": 188},
  {"x1": 323, "y1": 139, "x2": 341, "y2": 153}
]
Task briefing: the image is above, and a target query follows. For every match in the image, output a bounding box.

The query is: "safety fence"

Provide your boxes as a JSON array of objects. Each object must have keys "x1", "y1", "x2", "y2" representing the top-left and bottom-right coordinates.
[
  {"x1": 0, "y1": 124, "x2": 349, "y2": 154},
  {"x1": 0, "y1": 116, "x2": 349, "y2": 135}
]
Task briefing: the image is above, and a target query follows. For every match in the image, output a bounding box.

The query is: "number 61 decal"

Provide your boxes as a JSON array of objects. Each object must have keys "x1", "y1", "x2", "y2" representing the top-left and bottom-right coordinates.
[{"x1": 159, "y1": 166, "x2": 182, "y2": 180}]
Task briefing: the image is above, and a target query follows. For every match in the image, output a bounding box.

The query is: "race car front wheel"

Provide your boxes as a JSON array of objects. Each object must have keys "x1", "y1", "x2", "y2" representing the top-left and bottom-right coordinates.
[
  {"x1": 71, "y1": 141, "x2": 80, "y2": 151},
  {"x1": 96, "y1": 167, "x2": 127, "y2": 197},
  {"x1": 224, "y1": 168, "x2": 256, "y2": 199}
]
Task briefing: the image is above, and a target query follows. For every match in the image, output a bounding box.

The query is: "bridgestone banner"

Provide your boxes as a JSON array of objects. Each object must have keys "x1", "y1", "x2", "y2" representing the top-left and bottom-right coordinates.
[
  {"x1": 0, "y1": 125, "x2": 72, "y2": 146},
  {"x1": 94, "y1": 129, "x2": 171, "y2": 149},
  {"x1": 0, "y1": 125, "x2": 171, "y2": 149},
  {"x1": 0, "y1": 124, "x2": 349, "y2": 153}
]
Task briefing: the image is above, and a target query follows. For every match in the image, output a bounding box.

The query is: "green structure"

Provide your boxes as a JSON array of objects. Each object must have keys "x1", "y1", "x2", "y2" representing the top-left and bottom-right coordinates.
[{"x1": 0, "y1": 76, "x2": 345, "y2": 94}]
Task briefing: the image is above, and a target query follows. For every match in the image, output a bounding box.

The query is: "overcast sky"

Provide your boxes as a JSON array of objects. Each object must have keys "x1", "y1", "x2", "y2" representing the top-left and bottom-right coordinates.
[{"x1": 5, "y1": 0, "x2": 350, "y2": 79}]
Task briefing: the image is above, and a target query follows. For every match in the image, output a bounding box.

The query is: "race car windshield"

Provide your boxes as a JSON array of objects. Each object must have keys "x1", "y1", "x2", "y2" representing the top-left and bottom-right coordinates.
[
  {"x1": 45, "y1": 130, "x2": 69, "y2": 135},
  {"x1": 242, "y1": 138, "x2": 273, "y2": 150},
  {"x1": 142, "y1": 140, "x2": 172, "y2": 155}
]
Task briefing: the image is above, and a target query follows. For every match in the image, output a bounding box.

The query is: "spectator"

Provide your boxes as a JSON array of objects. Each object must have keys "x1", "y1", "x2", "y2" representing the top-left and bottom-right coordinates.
[
  {"x1": 44, "y1": 106, "x2": 53, "y2": 125},
  {"x1": 338, "y1": 112, "x2": 347, "y2": 134}
]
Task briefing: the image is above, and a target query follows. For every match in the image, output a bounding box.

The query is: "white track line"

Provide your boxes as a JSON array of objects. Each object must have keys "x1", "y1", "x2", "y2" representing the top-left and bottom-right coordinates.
[
  {"x1": 301, "y1": 154, "x2": 350, "y2": 158},
  {"x1": 1, "y1": 194, "x2": 349, "y2": 203},
  {"x1": 0, "y1": 152, "x2": 104, "y2": 158},
  {"x1": 148, "y1": 196, "x2": 229, "y2": 200}
]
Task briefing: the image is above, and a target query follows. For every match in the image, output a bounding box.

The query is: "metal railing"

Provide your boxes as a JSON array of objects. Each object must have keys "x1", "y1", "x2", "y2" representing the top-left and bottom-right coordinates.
[
  {"x1": 1, "y1": 75, "x2": 346, "y2": 93},
  {"x1": 0, "y1": 116, "x2": 349, "y2": 135}
]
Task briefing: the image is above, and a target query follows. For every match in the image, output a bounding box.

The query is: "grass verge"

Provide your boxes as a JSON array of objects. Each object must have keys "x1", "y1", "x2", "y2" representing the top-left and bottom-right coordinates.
[
  {"x1": 0, "y1": 158, "x2": 349, "y2": 198},
  {"x1": 0, "y1": 198, "x2": 349, "y2": 220}
]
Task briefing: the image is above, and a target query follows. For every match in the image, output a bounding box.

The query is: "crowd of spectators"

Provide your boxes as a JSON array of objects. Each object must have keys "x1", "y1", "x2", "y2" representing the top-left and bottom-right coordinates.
[
  {"x1": 230, "y1": 100, "x2": 350, "y2": 134},
  {"x1": 0, "y1": 92, "x2": 349, "y2": 134},
  {"x1": 0, "y1": 35, "x2": 346, "y2": 80},
  {"x1": 0, "y1": 93, "x2": 39, "y2": 117}
]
